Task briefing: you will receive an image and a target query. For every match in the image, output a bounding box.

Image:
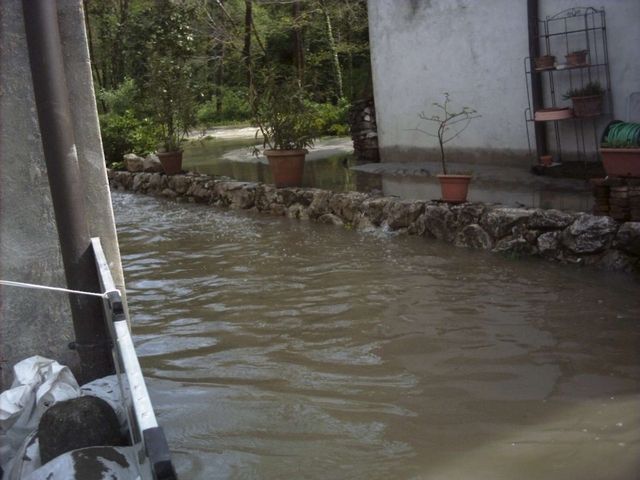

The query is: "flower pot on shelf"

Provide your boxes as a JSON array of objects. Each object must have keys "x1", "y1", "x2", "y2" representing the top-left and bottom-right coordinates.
[
  {"x1": 540, "y1": 155, "x2": 553, "y2": 166},
  {"x1": 565, "y1": 51, "x2": 588, "y2": 67},
  {"x1": 157, "y1": 150, "x2": 183, "y2": 175},
  {"x1": 534, "y1": 55, "x2": 556, "y2": 69},
  {"x1": 570, "y1": 94, "x2": 603, "y2": 118},
  {"x1": 264, "y1": 149, "x2": 308, "y2": 188},
  {"x1": 600, "y1": 148, "x2": 640, "y2": 178},
  {"x1": 437, "y1": 175, "x2": 472, "y2": 203}
]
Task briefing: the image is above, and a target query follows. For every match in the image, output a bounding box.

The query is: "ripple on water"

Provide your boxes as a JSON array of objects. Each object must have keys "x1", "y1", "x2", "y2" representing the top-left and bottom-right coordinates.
[{"x1": 113, "y1": 192, "x2": 640, "y2": 480}]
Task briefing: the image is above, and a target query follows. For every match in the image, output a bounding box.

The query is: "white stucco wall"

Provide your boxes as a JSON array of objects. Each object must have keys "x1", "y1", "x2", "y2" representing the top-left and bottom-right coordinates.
[
  {"x1": 368, "y1": 0, "x2": 640, "y2": 166},
  {"x1": 0, "y1": 0, "x2": 127, "y2": 388}
]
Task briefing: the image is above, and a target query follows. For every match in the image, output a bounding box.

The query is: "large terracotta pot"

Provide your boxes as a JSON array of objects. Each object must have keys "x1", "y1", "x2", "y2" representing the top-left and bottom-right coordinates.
[
  {"x1": 571, "y1": 94, "x2": 603, "y2": 118},
  {"x1": 437, "y1": 174, "x2": 472, "y2": 203},
  {"x1": 264, "y1": 149, "x2": 308, "y2": 188},
  {"x1": 157, "y1": 150, "x2": 183, "y2": 175},
  {"x1": 600, "y1": 148, "x2": 640, "y2": 178}
]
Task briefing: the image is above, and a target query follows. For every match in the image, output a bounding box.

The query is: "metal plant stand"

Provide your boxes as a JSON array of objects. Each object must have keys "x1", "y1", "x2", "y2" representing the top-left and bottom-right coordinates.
[{"x1": 524, "y1": 7, "x2": 613, "y2": 173}]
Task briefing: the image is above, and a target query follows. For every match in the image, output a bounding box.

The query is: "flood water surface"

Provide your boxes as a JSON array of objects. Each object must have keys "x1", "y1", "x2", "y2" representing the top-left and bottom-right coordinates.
[{"x1": 112, "y1": 192, "x2": 640, "y2": 480}]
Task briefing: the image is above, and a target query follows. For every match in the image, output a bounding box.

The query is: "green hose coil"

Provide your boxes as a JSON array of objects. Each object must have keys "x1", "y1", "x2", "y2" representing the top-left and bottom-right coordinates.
[{"x1": 603, "y1": 122, "x2": 640, "y2": 147}]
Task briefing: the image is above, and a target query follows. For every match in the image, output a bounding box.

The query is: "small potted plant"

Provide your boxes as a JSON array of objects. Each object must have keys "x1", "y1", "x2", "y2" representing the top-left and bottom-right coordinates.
[
  {"x1": 562, "y1": 80, "x2": 605, "y2": 117},
  {"x1": 534, "y1": 55, "x2": 556, "y2": 70},
  {"x1": 600, "y1": 121, "x2": 640, "y2": 178},
  {"x1": 413, "y1": 93, "x2": 481, "y2": 203},
  {"x1": 565, "y1": 50, "x2": 588, "y2": 67},
  {"x1": 251, "y1": 78, "x2": 318, "y2": 188}
]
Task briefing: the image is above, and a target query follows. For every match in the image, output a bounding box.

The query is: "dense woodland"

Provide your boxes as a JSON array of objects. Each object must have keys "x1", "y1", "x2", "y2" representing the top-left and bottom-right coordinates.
[{"x1": 83, "y1": 0, "x2": 372, "y2": 161}]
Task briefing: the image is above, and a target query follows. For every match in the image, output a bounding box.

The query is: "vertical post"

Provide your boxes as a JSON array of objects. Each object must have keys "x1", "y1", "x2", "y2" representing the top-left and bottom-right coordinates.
[
  {"x1": 527, "y1": 0, "x2": 548, "y2": 160},
  {"x1": 22, "y1": 0, "x2": 114, "y2": 383}
]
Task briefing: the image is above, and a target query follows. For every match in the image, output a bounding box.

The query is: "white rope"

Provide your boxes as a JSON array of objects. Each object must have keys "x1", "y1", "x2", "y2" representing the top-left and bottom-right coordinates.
[{"x1": 0, "y1": 280, "x2": 119, "y2": 299}]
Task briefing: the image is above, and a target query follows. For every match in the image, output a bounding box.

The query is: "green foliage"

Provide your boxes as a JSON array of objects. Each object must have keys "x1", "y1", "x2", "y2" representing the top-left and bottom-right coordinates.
[
  {"x1": 99, "y1": 110, "x2": 160, "y2": 163},
  {"x1": 96, "y1": 79, "x2": 137, "y2": 116},
  {"x1": 109, "y1": 161, "x2": 126, "y2": 171},
  {"x1": 197, "y1": 88, "x2": 253, "y2": 125},
  {"x1": 251, "y1": 78, "x2": 319, "y2": 151},
  {"x1": 127, "y1": 2, "x2": 203, "y2": 152},
  {"x1": 562, "y1": 81, "x2": 604, "y2": 100},
  {"x1": 87, "y1": 0, "x2": 372, "y2": 143},
  {"x1": 308, "y1": 98, "x2": 351, "y2": 136}
]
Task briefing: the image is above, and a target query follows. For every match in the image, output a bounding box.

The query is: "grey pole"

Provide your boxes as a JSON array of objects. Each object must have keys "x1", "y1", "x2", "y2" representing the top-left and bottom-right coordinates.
[{"x1": 22, "y1": 0, "x2": 114, "y2": 383}]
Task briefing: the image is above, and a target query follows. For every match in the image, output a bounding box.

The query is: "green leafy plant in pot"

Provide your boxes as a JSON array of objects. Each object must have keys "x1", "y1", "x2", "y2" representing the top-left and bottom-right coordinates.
[
  {"x1": 251, "y1": 77, "x2": 318, "y2": 188},
  {"x1": 129, "y1": 2, "x2": 201, "y2": 175},
  {"x1": 414, "y1": 93, "x2": 480, "y2": 203},
  {"x1": 562, "y1": 80, "x2": 605, "y2": 118}
]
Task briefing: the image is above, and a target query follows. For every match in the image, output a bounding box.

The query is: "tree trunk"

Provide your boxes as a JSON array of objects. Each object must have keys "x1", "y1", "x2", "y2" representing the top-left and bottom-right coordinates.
[
  {"x1": 320, "y1": 0, "x2": 343, "y2": 100},
  {"x1": 293, "y1": 1, "x2": 305, "y2": 86},
  {"x1": 244, "y1": 1, "x2": 253, "y2": 90},
  {"x1": 82, "y1": 0, "x2": 107, "y2": 112}
]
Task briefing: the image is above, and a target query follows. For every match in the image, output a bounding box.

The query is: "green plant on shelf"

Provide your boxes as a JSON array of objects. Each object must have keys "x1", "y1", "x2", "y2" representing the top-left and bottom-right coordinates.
[{"x1": 562, "y1": 80, "x2": 604, "y2": 100}]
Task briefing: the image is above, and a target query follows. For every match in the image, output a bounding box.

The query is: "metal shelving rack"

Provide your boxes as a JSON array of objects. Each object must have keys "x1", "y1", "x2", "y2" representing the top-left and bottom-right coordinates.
[{"x1": 524, "y1": 7, "x2": 613, "y2": 168}]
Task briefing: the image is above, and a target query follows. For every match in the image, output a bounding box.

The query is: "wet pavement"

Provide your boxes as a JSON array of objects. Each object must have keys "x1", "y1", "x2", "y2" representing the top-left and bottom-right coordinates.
[{"x1": 183, "y1": 127, "x2": 593, "y2": 212}]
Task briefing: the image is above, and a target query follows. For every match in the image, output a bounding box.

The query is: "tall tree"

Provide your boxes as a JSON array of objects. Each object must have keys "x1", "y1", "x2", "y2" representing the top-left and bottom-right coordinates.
[
  {"x1": 319, "y1": 0, "x2": 343, "y2": 100},
  {"x1": 292, "y1": 1, "x2": 305, "y2": 85},
  {"x1": 243, "y1": 1, "x2": 253, "y2": 90}
]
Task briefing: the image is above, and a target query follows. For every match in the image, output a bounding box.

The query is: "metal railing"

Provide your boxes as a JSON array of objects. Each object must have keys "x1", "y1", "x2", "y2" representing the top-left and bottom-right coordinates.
[{"x1": 92, "y1": 238, "x2": 177, "y2": 480}]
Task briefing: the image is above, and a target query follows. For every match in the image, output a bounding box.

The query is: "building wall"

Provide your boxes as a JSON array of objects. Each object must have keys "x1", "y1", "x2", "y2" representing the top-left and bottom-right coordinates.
[
  {"x1": 0, "y1": 0, "x2": 126, "y2": 389},
  {"x1": 367, "y1": 0, "x2": 640, "y2": 167}
]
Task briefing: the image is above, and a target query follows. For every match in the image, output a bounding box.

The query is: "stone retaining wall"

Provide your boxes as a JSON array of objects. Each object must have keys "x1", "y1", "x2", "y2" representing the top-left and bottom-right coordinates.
[{"x1": 108, "y1": 169, "x2": 640, "y2": 274}]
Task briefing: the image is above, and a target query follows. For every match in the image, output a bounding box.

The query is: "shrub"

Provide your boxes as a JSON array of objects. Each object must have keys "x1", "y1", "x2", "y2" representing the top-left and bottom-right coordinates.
[
  {"x1": 97, "y1": 79, "x2": 138, "y2": 116},
  {"x1": 309, "y1": 98, "x2": 351, "y2": 136},
  {"x1": 197, "y1": 87, "x2": 253, "y2": 126},
  {"x1": 99, "y1": 110, "x2": 160, "y2": 163}
]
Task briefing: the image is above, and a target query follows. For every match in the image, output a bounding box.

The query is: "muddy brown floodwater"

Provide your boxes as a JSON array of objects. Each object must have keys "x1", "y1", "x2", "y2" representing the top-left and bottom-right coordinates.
[{"x1": 113, "y1": 191, "x2": 640, "y2": 480}]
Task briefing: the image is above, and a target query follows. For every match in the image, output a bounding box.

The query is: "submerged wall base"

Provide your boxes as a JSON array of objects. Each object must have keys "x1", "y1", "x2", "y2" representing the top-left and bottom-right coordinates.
[{"x1": 109, "y1": 170, "x2": 640, "y2": 275}]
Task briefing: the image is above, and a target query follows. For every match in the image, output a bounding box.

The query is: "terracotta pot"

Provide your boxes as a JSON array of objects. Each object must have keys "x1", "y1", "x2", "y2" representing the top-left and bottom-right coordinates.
[
  {"x1": 565, "y1": 51, "x2": 588, "y2": 67},
  {"x1": 157, "y1": 150, "x2": 183, "y2": 175},
  {"x1": 264, "y1": 149, "x2": 308, "y2": 188},
  {"x1": 540, "y1": 155, "x2": 553, "y2": 166},
  {"x1": 534, "y1": 55, "x2": 556, "y2": 69},
  {"x1": 571, "y1": 94, "x2": 603, "y2": 118},
  {"x1": 437, "y1": 174, "x2": 472, "y2": 203},
  {"x1": 600, "y1": 148, "x2": 640, "y2": 178}
]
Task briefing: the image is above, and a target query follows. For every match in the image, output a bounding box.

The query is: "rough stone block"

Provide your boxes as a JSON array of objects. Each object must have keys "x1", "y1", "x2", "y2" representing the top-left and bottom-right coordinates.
[
  {"x1": 527, "y1": 209, "x2": 575, "y2": 229},
  {"x1": 143, "y1": 153, "x2": 163, "y2": 173},
  {"x1": 613, "y1": 222, "x2": 640, "y2": 255},
  {"x1": 481, "y1": 207, "x2": 533, "y2": 239},
  {"x1": 317, "y1": 213, "x2": 344, "y2": 226},
  {"x1": 124, "y1": 153, "x2": 144, "y2": 172},
  {"x1": 562, "y1": 214, "x2": 618, "y2": 254},
  {"x1": 386, "y1": 200, "x2": 425, "y2": 230},
  {"x1": 453, "y1": 224, "x2": 493, "y2": 249}
]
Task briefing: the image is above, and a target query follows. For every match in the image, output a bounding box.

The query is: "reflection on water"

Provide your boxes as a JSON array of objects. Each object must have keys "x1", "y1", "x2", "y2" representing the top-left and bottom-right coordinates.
[
  {"x1": 113, "y1": 192, "x2": 640, "y2": 480},
  {"x1": 183, "y1": 136, "x2": 382, "y2": 193}
]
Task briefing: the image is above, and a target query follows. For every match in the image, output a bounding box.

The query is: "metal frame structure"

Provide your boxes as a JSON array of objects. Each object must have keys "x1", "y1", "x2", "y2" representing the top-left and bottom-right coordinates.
[
  {"x1": 92, "y1": 238, "x2": 178, "y2": 480},
  {"x1": 524, "y1": 7, "x2": 613, "y2": 168}
]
